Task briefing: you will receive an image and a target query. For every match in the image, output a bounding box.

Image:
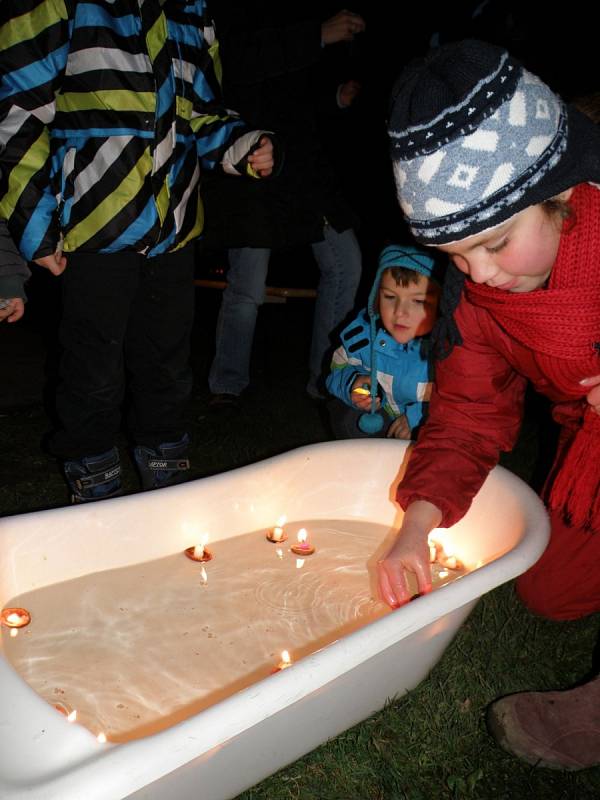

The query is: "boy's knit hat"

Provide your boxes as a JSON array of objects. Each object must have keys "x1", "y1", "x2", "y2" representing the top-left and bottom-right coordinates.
[{"x1": 388, "y1": 39, "x2": 600, "y2": 244}]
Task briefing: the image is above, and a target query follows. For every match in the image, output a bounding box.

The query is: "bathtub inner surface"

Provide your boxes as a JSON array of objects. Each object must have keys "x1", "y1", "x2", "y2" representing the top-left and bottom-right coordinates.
[{"x1": 3, "y1": 518, "x2": 471, "y2": 743}]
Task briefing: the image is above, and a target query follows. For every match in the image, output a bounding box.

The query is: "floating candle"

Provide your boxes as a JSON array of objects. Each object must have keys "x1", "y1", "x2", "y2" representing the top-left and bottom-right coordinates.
[
  {"x1": 271, "y1": 649, "x2": 293, "y2": 673},
  {"x1": 266, "y1": 515, "x2": 287, "y2": 543},
  {"x1": 184, "y1": 534, "x2": 213, "y2": 563},
  {"x1": 1, "y1": 607, "x2": 31, "y2": 629},
  {"x1": 290, "y1": 528, "x2": 315, "y2": 556}
]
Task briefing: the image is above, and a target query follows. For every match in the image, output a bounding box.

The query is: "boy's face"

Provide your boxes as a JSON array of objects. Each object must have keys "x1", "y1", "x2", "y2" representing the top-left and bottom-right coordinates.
[
  {"x1": 436, "y1": 189, "x2": 572, "y2": 293},
  {"x1": 378, "y1": 270, "x2": 440, "y2": 344}
]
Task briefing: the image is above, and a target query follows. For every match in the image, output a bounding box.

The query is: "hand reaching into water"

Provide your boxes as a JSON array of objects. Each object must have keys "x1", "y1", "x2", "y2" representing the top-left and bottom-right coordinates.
[{"x1": 377, "y1": 500, "x2": 442, "y2": 607}]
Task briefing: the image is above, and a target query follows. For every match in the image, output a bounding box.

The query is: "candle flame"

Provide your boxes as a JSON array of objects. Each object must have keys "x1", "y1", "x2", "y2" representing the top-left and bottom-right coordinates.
[
  {"x1": 280, "y1": 650, "x2": 291, "y2": 667},
  {"x1": 277, "y1": 515, "x2": 287, "y2": 527},
  {"x1": 438, "y1": 569, "x2": 449, "y2": 578},
  {"x1": 97, "y1": 732, "x2": 107, "y2": 743},
  {"x1": 67, "y1": 709, "x2": 77, "y2": 722},
  {"x1": 193, "y1": 534, "x2": 209, "y2": 559},
  {"x1": 7, "y1": 613, "x2": 21, "y2": 625},
  {"x1": 297, "y1": 528, "x2": 308, "y2": 544}
]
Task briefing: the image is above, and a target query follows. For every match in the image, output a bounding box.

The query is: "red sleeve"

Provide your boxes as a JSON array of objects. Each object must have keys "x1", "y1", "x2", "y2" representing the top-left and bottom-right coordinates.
[{"x1": 396, "y1": 296, "x2": 527, "y2": 527}]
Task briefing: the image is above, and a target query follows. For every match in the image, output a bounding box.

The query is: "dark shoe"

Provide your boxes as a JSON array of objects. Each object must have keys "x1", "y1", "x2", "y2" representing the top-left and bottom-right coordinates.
[
  {"x1": 208, "y1": 392, "x2": 241, "y2": 412},
  {"x1": 486, "y1": 676, "x2": 600, "y2": 770},
  {"x1": 133, "y1": 433, "x2": 191, "y2": 490},
  {"x1": 64, "y1": 447, "x2": 121, "y2": 503}
]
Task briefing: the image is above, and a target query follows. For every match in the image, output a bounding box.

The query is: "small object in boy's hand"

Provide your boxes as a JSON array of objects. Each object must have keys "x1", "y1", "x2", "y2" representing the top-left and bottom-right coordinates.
[
  {"x1": 352, "y1": 386, "x2": 371, "y2": 396},
  {"x1": 0, "y1": 298, "x2": 10, "y2": 310}
]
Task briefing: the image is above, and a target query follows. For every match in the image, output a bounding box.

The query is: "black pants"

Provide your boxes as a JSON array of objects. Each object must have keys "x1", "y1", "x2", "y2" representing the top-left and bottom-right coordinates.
[{"x1": 49, "y1": 248, "x2": 195, "y2": 459}]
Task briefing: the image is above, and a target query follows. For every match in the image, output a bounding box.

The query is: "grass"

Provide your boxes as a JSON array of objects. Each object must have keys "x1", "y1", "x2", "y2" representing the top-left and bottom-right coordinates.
[{"x1": 1, "y1": 284, "x2": 599, "y2": 799}]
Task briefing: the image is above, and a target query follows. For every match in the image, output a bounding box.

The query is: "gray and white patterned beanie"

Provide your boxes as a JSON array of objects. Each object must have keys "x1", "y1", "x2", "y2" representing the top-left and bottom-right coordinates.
[{"x1": 388, "y1": 39, "x2": 600, "y2": 244}]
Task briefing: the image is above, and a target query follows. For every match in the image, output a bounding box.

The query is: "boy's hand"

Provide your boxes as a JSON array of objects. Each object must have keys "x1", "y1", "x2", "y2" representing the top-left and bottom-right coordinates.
[
  {"x1": 351, "y1": 375, "x2": 379, "y2": 410},
  {"x1": 0, "y1": 297, "x2": 25, "y2": 323},
  {"x1": 386, "y1": 414, "x2": 410, "y2": 440},
  {"x1": 35, "y1": 252, "x2": 67, "y2": 276},
  {"x1": 248, "y1": 136, "x2": 274, "y2": 177},
  {"x1": 580, "y1": 374, "x2": 600, "y2": 414},
  {"x1": 321, "y1": 10, "x2": 366, "y2": 45}
]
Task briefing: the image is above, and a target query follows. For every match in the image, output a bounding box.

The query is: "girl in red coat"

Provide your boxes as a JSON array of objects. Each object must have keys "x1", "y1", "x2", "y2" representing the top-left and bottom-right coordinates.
[{"x1": 380, "y1": 39, "x2": 600, "y2": 770}]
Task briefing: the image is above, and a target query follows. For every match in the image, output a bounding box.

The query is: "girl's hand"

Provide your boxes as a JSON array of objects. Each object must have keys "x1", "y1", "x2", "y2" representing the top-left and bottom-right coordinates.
[
  {"x1": 376, "y1": 501, "x2": 442, "y2": 607},
  {"x1": 580, "y1": 374, "x2": 600, "y2": 415},
  {"x1": 351, "y1": 375, "x2": 379, "y2": 410},
  {"x1": 248, "y1": 136, "x2": 274, "y2": 177},
  {"x1": 386, "y1": 414, "x2": 410, "y2": 440},
  {"x1": 0, "y1": 297, "x2": 25, "y2": 323}
]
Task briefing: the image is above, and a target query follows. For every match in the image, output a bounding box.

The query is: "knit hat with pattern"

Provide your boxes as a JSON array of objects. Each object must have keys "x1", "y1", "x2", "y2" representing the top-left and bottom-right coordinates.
[{"x1": 388, "y1": 39, "x2": 600, "y2": 244}]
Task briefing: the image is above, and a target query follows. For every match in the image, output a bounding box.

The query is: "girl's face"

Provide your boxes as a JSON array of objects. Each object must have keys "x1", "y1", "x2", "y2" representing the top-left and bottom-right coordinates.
[
  {"x1": 378, "y1": 270, "x2": 440, "y2": 344},
  {"x1": 437, "y1": 190, "x2": 572, "y2": 293}
]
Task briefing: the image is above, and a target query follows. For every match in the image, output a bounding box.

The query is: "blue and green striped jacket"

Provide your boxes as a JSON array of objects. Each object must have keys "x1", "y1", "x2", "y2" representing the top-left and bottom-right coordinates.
[{"x1": 0, "y1": 0, "x2": 265, "y2": 260}]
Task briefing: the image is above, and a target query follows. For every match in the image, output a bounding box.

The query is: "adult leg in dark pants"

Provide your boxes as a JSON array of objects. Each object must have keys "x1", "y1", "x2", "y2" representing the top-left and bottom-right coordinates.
[{"x1": 50, "y1": 248, "x2": 195, "y2": 499}]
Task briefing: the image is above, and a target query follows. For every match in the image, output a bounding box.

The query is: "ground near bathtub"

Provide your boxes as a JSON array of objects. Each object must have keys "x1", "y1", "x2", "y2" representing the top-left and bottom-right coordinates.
[{"x1": 1, "y1": 263, "x2": 599, "y2": 800}]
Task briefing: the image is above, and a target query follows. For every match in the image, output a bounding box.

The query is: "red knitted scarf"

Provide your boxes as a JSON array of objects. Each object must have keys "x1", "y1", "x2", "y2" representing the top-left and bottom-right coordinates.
[{"x1": 465, "y1": 183, "x2": 600, "y2": 532}]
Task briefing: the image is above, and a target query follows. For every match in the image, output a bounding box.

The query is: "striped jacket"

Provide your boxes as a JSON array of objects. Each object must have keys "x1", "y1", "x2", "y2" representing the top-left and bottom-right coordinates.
[{"x1": 0, "y1": 0, "x2": 266, "y2": 260}]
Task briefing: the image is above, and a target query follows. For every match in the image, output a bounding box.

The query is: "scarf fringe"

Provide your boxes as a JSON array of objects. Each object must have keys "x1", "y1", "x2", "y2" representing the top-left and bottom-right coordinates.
[{"x1": 547, "y1": 408, "x2": 600, "y2": 533}]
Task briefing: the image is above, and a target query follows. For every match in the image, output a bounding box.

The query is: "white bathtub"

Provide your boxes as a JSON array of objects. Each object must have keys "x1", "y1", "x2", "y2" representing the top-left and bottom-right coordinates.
[{"x1": 0, "y1": 439, "x2": 549, "y2": 800}]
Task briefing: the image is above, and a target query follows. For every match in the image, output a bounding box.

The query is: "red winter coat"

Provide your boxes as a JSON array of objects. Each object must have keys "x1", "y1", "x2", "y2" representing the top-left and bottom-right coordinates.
[{"x1": 397, "y1": 183, "x2": 600, "y2": 530}]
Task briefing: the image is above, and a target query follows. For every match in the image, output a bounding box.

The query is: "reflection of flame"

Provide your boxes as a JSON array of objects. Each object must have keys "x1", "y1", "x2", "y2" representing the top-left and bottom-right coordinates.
[
  {"x1": 97, "y1": 732, "x2": 107, "y2": 743},
  {"x1": 67, "y1": 709, "x2": 77, "y2": 722},
  {"x1": 297, "y1": 529, "x2": 307, "y2": 544},
  {"x1": 200, "y1": 567, "x2": 208, "y2": 585},
  {"x1": 10, "y1": 629, "x2": 17, "y2": 638},
  {"x1": 275, "y1": 548, "x2": 283, "y2": 559},
  {"x1": 296, "y1": 559, "x2": 305, "y2": 569}
]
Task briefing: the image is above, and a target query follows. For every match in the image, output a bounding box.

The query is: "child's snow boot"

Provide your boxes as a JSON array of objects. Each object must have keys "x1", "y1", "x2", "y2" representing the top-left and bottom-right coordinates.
[
  {"x1": 486, "y1": 675, "x2": 600, "y2": 770},
  {"x1": 64, "y1": 447, "x2": 122, "y2": 503},
  {"x1": 133, "y1": 433, "x2": 190, "y2": 490}
]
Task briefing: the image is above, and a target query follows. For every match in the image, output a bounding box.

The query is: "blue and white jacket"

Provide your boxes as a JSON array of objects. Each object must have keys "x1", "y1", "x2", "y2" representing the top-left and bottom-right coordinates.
[{"x1": 326, "y1": 309, "x2": 434, "y2": 431}]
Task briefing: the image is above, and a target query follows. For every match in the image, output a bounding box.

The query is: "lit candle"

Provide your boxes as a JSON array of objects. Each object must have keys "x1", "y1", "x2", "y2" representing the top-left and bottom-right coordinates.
[
  {"x1": 184, "y1": 533, "x2": 213, "y2": 562},
  {"x1": 1, "y1": 607, "x2": 31, "y2": 629},
  {"x1": 97, "y1": 732, "x2": 107, "y2": 744},
  {"x1": 271, "y1": 649, "x2": 293, "y2": 673},
  {"x1": 267, "y1": 515, "x2": 287, "y2": 543},
  {"x1": 290, "y1": 528, "x2": 315, "y2": 556},
  {"x1": 67, "y1": 709, "x2": 77, "y2": 723}
]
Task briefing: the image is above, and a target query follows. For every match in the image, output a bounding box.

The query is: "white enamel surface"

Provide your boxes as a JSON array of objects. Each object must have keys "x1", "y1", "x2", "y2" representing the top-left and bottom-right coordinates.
[{"x1": 0, "y1": 440, "x2": 549, "y2": 800}]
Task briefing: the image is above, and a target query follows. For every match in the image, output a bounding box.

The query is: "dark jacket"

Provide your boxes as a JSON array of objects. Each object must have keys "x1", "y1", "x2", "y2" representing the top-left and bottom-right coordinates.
[{"x1": 202, "y1": 1, "x2": 358, "y2": 250}]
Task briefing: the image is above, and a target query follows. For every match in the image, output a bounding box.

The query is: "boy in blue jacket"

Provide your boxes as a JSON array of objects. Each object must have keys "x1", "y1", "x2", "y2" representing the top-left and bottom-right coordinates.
[{"x1": 326, "y1": 244, "x2": 442, "y2": 439}]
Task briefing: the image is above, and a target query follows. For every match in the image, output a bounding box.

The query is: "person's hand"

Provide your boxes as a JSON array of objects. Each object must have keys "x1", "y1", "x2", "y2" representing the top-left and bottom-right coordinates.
[
  {"x1": 580, "y1": 374, "x2": 600, "y2": 415},
  {"x1": 338, "y1": 79, "x2": 361, "y2": 108},
  {"x1": 321, "y1": 10, "x2": 365, "y2": 46},
  {"x1": 34, "y1": 251, "x2": 67, "y2": 276},
  {"x1": 351, "y1": 374, "x2": 378, "y2": 410},
  {"x1": 376, "y1": 501, "x2": 442, "y2": 608},
  {"x1": 0, "y1": 297, "x2": 25, "y2": 323},
  {"x1": 248, "y1": 136, "x2": 274, "y2": 177},
  {"x1": 386, "y1": 414, "x2": 411, "y2": 440}
]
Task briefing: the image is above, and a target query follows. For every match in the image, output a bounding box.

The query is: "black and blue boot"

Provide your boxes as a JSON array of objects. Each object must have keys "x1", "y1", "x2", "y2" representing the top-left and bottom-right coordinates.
[
  {"x1": 133, "y1": 433, "x2": 191, "y2": 490},
  {"x1": 63, "y1": 447, "x2": 122, "y2": 503}
]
